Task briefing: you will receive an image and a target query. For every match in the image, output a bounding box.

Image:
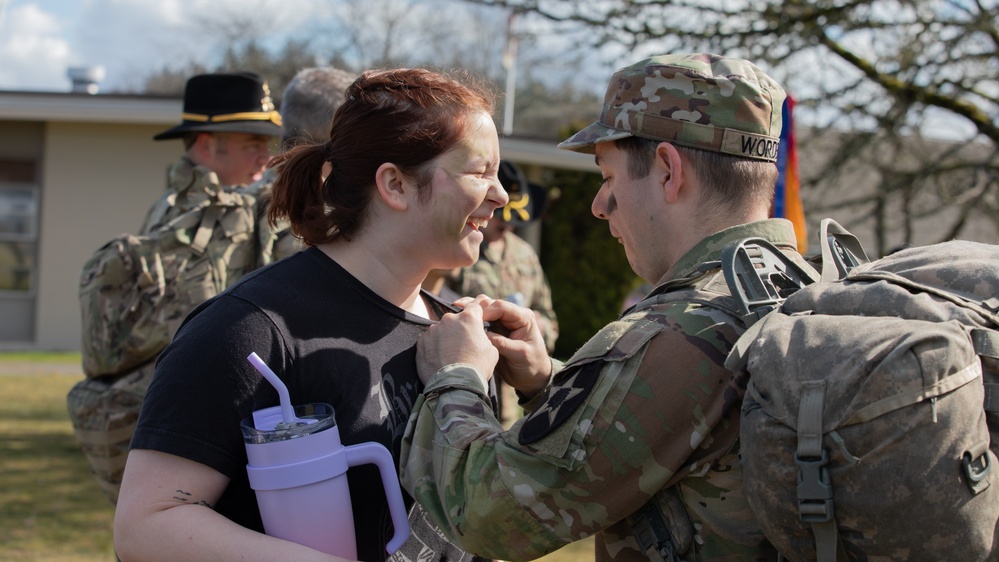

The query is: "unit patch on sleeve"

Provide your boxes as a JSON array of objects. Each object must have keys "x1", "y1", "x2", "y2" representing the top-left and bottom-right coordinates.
[{"x1": 519, "y1": 361, "x2": 602, "y2": 445}]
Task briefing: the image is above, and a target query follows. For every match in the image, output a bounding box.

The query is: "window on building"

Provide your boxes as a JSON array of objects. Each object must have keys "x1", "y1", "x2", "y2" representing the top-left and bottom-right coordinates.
[{"x1": 0, "y1": 159, "x2": 38, "y2": 294}]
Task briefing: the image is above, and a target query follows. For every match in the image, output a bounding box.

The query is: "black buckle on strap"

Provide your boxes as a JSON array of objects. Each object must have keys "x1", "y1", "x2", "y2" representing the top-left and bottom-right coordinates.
[{"x1": 796, "y1": 449, "x2": 835, "y2": 523}]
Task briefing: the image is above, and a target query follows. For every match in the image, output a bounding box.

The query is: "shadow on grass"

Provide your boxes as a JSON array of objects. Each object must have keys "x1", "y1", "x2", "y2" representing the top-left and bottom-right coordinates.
[{"x1": 1, "y1": 373, "x2": 116, "y2": 561}]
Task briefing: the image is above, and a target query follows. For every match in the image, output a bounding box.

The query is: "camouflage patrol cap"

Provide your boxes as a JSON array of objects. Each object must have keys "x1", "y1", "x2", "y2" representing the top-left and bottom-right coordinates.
[{"x1": 558, "y1": 53, "x2": 785, "y2": 162}]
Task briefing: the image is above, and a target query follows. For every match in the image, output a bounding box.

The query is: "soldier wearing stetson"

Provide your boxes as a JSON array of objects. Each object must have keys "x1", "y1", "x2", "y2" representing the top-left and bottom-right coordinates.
[
  {"x1": 140, "y1": 72, "x2": 280, "y2": 234},
  {"x1": 70, "y1": 73, "x2": 283, "y2": 508}
]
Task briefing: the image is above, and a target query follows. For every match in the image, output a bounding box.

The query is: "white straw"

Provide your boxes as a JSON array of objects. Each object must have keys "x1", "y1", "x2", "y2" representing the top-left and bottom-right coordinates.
[{"x1": 247, "y1": 352, "x2": 296, "y2": 425}]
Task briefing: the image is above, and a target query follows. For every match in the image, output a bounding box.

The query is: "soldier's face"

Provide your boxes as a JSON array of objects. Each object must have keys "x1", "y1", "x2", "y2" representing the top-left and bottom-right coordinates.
[
  {"x1": 206, "y1": 133, "x2": 274, "y2": 186},
  {"x1": 481, "y1": 217, "x2": 513, "y2": 243},
  {"x1": 592, "y1": 141, "x2": 666, "y2": 282}
]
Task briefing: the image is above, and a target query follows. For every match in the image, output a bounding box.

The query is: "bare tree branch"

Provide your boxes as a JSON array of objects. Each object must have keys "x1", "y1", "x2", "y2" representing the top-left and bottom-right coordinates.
[{"x1": 462, "y1": 0, "x2": 999, "y2": 248}]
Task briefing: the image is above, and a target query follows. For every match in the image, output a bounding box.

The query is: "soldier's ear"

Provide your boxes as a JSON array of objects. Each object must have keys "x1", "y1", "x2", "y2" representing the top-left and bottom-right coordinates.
[
  {"x1": 194, "y1": 132, "x2": 215, "y2": 151},
  {"x1": 656, "y1": 142, "x2": 683, "y2": 204},
  {"x1": 187, "y1": 133, "x2": 218, "y2": 167}
]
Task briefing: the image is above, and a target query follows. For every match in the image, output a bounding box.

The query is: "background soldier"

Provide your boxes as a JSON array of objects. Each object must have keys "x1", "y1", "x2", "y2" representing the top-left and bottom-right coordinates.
[
  {"x1": 141, "y1": 72, "x2": 279, "y2": 234},
  {"x1": 447, "y1": 159, "x2": 558, "y2": 426},
  {"x1": 68, "y1": 69, "x2": 353, "y2": 506},
  {"x1": 241, "y1": 66, "x2": 358, "y2": 265}
]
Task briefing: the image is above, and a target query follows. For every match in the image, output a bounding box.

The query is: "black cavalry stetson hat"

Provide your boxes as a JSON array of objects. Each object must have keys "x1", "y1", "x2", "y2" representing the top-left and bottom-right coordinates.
[
  {"x1": 495, "y1": 160, "x2": 548, "y2": 226},
  {"x1": 153, "y1": 72, "x2": 282, "y2": 141}
]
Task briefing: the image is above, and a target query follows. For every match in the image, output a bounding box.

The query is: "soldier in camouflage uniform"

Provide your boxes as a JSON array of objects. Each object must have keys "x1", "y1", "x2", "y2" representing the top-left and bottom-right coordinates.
[
  {"x1": 401, "y1": 54, "x2": 816, "y2": 562},
  {"x1": 69, "y1": 73, "x2": 280, "y2": 506},
  {"x1": 448, "y1": 159, "x2": 558, "y2": 426},
  {"x1": 141, "y1": 72, "x2": 279, "y2": 234}
]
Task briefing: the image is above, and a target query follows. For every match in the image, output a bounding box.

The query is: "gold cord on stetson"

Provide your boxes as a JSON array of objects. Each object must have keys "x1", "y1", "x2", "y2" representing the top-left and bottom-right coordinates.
[
  {"x1": 181, "y1": 111, "x2": 283, "y2": 126},
  {"x1": 153, "y1": 72, "x2": 282, "y2": 141}
]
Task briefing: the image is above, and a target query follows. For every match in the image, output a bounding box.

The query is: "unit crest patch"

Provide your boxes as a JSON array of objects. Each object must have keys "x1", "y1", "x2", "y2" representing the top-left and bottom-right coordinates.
[{"x1": 519, "y1": 361, "x2": 601, "y2": 445}]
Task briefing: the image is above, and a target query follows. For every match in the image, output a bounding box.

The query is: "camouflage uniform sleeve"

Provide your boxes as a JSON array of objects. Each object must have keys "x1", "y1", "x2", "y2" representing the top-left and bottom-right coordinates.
[
  {"x1": 400, "y1": 302, "x2": 744, "y2": 560},
  {"x1": 255, "y1": 212, "x2": 303, "y2": 266},
  {"x1": 239, "y1": 170, "x2": 306, "y2": 267}
]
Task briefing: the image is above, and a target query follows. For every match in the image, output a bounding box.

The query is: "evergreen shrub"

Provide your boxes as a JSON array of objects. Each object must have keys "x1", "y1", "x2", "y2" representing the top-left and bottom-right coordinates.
[{"x1": 540, "y1": 168, "x2": 640, "y2": 359}]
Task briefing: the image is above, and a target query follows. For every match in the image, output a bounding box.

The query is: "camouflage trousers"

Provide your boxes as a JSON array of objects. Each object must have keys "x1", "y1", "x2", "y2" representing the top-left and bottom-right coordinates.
[{"x1": 66, "y1": 360, "x2": 155, "y2": 505}]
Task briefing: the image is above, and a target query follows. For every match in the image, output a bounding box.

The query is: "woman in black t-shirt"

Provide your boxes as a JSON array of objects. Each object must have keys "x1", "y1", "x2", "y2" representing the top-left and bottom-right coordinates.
[{"x1": 115, "y1": 68, "x2": 508, "y2": 562}]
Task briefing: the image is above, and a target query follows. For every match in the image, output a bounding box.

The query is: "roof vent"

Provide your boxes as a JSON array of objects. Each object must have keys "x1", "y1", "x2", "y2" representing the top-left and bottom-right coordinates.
[{"x1": 67, "y1": 66, "x2": 106, "y2": 95}]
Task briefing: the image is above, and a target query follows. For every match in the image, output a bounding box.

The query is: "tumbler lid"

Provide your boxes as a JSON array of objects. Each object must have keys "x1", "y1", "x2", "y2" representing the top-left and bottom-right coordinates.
[{"x1": 241, "y1": 403, "x2": 336, "y2": 444}]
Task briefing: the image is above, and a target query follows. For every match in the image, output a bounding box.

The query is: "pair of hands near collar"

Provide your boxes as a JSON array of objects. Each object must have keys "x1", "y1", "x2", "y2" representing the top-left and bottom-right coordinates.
[{"x1": 417, "y1": 295, "x2": 552, "y2": 399}]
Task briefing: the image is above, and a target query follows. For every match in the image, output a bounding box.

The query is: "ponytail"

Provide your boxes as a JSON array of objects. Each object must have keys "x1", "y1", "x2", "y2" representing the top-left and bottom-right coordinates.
[
  {"x1": 268, "y1": 67, "x2": 495, "y2": 245},
  {"x1": 268, "y1": 144, "x2": 330, "y2": 245}
]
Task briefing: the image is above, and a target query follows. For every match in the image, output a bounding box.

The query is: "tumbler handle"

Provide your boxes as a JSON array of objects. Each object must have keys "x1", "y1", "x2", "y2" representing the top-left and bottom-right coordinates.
[{"x1": 344, "y1": 442, "x2": 411, "y2": 554}]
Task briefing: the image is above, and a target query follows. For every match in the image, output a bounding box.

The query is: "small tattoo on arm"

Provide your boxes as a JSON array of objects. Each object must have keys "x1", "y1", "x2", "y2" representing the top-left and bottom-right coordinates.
[{"x1": 172, "y1": 489, "x2": 215, "y2": 509}]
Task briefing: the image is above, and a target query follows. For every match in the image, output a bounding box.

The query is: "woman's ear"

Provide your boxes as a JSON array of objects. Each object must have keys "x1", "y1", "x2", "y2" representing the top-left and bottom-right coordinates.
[
  {"x1": 374, "y1": 162, "x2": 409, "y2": 211},
  {"x1": 656, "y1": 142, "x2": 684, "y2": 204}
]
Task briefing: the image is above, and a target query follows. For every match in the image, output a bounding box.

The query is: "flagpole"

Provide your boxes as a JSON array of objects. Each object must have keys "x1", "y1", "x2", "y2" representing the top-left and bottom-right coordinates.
[{"x1": 502, "y1": 12, "x2": 518, "y2": 136}]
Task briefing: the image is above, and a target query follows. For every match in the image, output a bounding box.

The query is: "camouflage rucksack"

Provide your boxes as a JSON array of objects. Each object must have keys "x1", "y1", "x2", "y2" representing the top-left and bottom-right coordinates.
[
  {"x1": 65, "y1": 361, "x2": 155, "y2": 504},
  {"x1": 78, "y1": 190, "x2": 258, "y2": 377},
  {"x1": 69, "y1": 188, "x2": 258, "y2": 503},
  {"x1": 723, "y1": 219, "x2": 999, "y2": 562}
]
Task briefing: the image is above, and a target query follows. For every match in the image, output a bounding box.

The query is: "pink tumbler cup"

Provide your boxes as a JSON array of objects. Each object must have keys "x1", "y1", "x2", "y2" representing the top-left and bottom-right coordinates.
[{"x1": 241, "y1": 402, "x2": 410, "y2": 558}]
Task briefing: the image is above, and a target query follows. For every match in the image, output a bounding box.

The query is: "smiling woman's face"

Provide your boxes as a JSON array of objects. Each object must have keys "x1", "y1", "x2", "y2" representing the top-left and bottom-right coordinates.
[{"x1": 420, "y1": 111, "x2": 508, "y2": 269}]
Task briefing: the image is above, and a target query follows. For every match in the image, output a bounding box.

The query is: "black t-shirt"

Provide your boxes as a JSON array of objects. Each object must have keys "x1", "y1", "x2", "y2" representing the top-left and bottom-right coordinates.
[{"x1": 132, "y1": 247, "x2": 485, "y2": 562}]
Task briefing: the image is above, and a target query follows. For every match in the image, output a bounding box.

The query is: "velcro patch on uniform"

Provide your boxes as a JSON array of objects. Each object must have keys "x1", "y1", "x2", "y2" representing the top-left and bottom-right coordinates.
[{"x1": 519, "y1": 361, "x2": 601, "y2": 445}]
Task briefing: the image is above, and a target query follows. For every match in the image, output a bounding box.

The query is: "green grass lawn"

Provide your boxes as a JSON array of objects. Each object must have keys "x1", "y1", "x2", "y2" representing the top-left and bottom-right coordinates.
[
  {"x1": 0, "y1": 351, "x2": 83, "y2": 362},
  {"x1": 0, "y1": 354, "x2": 117, "y2": 561},
  {"x1": 0, "y1": 352, "x2": 593, "y2": 561}
]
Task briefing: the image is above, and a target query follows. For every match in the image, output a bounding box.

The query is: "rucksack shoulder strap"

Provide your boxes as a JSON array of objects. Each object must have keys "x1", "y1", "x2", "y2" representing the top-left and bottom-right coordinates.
[
  {"x1": 819, "y1": 218, "x2": 870, "y2": 282},
  {"x1": 145, "y1": 196, "x2": 227, "y2": 256},
  {"x1": 721, "y1": 237, "x2": 818, "y2": 327},
  {"x1": 189, "y1": 205, "x2": 220, "y2": 255}
]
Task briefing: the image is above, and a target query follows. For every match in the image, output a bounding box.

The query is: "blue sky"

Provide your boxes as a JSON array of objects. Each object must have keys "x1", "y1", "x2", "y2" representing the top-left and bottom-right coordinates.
[
  {"x1": 0, "y1": 0, "x2": 335, "y2": 92},
  {"x1": 0, "y1": 0, "x2": 984, "y2": 142},
  {"x1": 1, "y1": 0, "x2": 191, "y2": 91},
  {"x1": 0, "y1": 0, "x2": 601, "y2": 94}
]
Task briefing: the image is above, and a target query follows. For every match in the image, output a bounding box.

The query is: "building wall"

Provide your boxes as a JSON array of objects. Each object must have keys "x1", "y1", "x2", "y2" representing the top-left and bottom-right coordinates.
[{"x1": 28, "y1": 121, "x2": 178, "y2": 350}]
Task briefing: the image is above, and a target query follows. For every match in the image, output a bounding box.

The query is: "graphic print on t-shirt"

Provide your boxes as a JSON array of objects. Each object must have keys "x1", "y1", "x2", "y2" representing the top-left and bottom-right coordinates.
[{"x1": 372, "y1": 371, "x2": 419, "y2": 443}]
